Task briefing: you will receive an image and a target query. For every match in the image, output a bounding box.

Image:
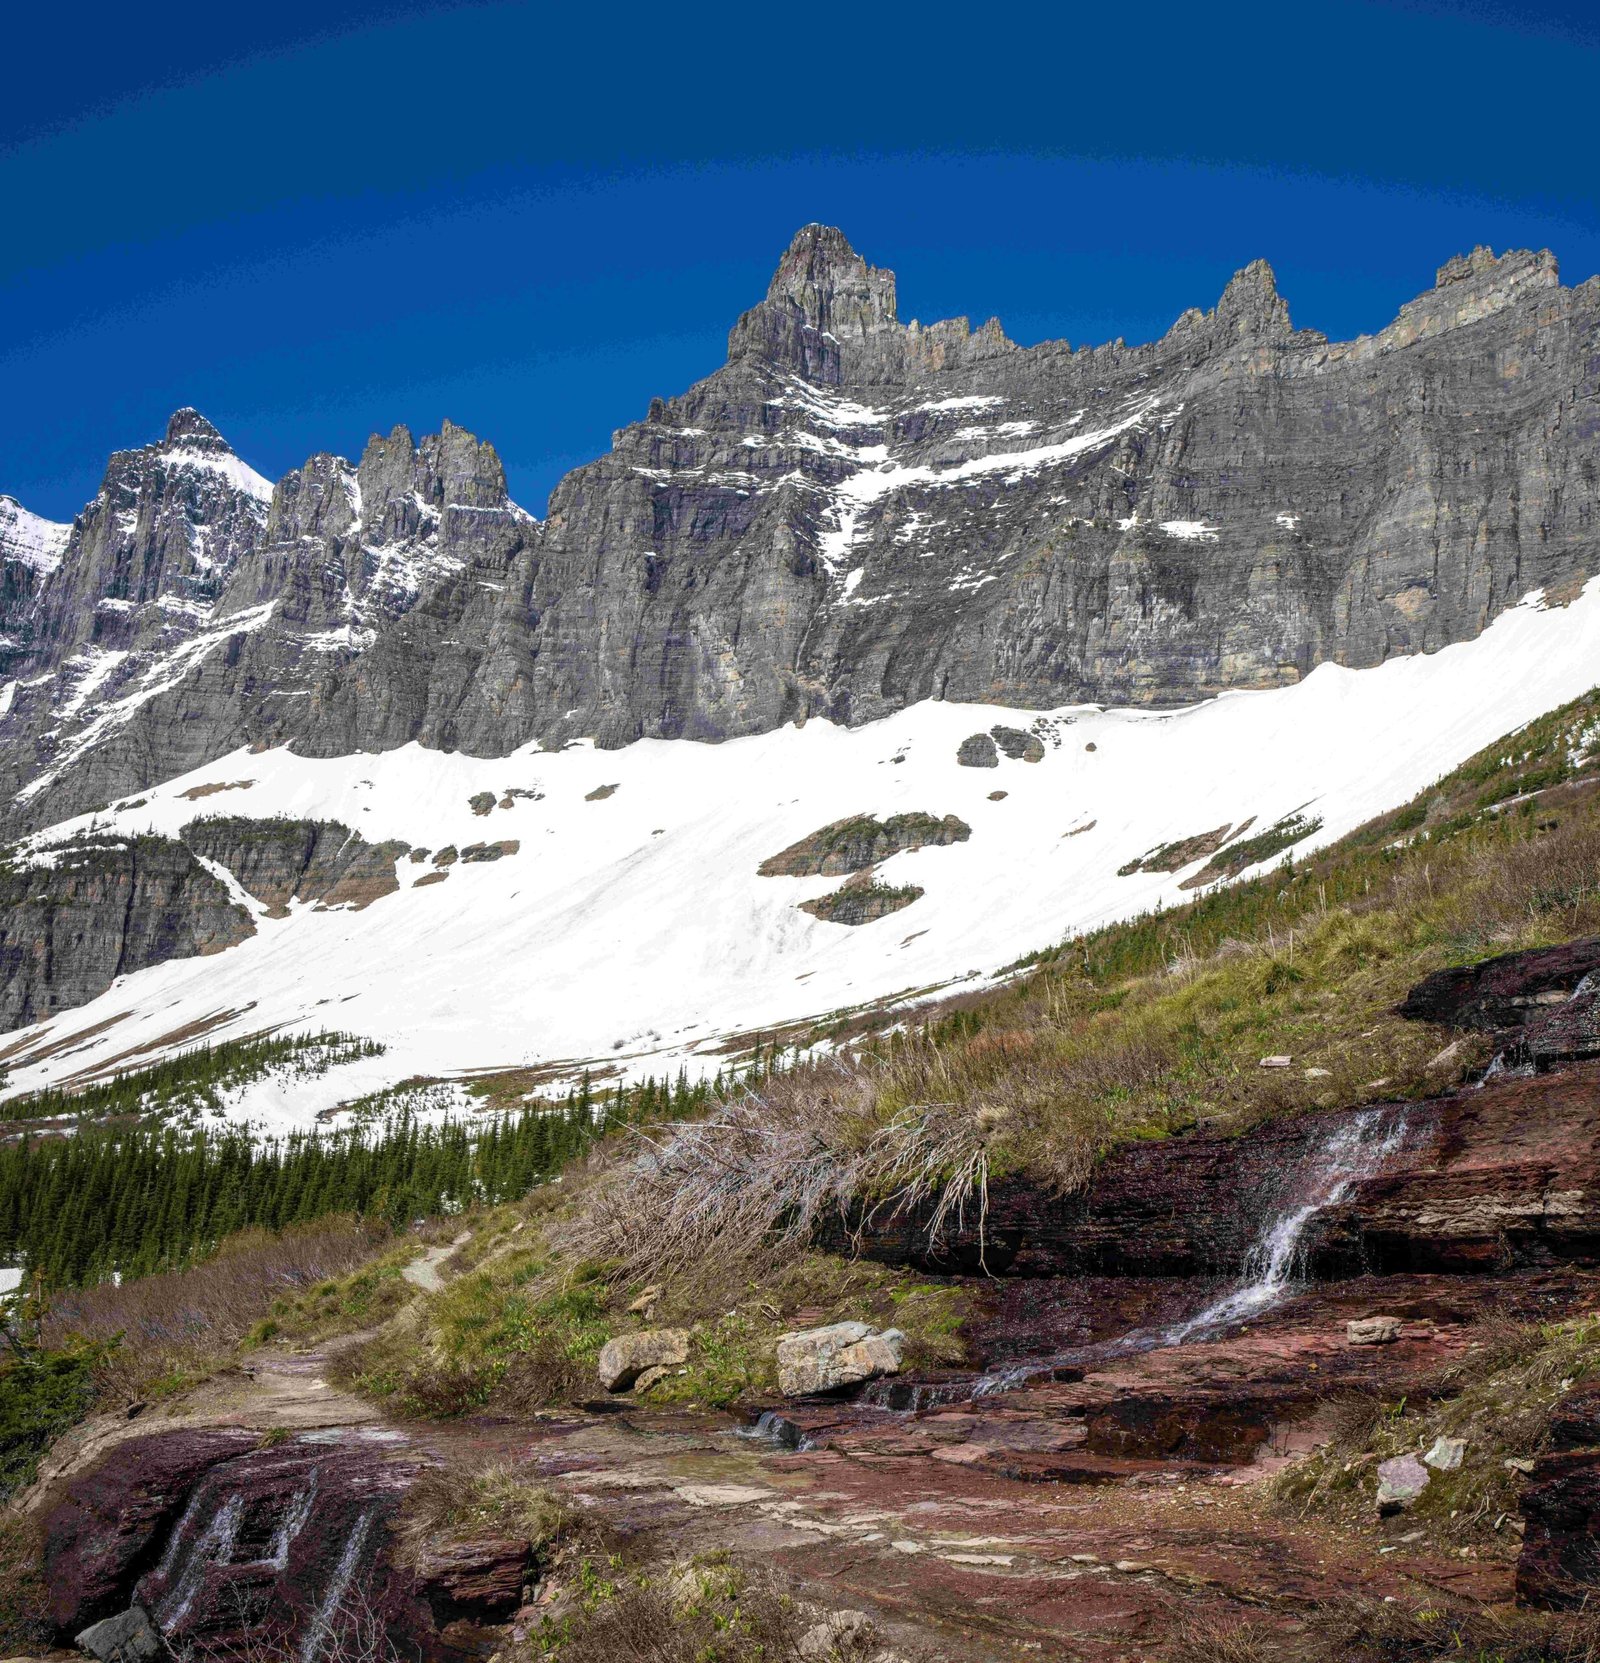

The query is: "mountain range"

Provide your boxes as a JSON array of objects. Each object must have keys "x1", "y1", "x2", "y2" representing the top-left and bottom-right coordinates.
[{"x1": 1, "y1": 226, "x2": 1597, "y2": 1118}]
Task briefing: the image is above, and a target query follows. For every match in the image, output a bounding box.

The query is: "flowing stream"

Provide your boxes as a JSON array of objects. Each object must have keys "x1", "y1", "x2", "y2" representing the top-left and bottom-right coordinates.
[
  {"x1": 858, "y1": 1104, "x2": 1412, "y2": 1411},
  {"x1": 1161, "y1": 1106, "x2": 1409, "y2": 1343}
]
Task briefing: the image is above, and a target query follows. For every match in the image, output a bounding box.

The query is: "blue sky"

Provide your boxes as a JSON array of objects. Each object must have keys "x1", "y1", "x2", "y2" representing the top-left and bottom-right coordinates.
[{"x1": 5, "y1": 0, "x2": 1598, "y2": 522}]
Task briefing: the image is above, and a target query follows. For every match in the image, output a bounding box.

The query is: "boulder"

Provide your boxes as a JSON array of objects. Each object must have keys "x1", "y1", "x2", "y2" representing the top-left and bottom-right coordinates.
[
  {"x1": 1423, "y1": 1435, "x2": 1466, "y2": 1471},
  {"x1": 990, "y1": 726, "x2": 1045, "y2": 763},
  {"x1": 1549, "y1": 1381, "x2": 1600, "y2": 1451},
  {"x1": 776, "y1": 1323, "x2": 903, "y2": 1397},
  {"x1": 411, "y1": 1536, "x2": 531, "y2": 1620},
  {"x1": 596, "y1": 1329, "x2": 690, "y2": 1392},
  {"x1": 956, "y1": 734, "x2": 999, "y2": 768},
  {"x1": 1375, "y1": 1454, "x2": 1430, "y2": 1513},
  {"x1": 1346, "y1": 1316, "x2": 1402, "y2": 1346},
  {"x1": 75, "y1": 1607, "x2": 166, "y2": 1663}
]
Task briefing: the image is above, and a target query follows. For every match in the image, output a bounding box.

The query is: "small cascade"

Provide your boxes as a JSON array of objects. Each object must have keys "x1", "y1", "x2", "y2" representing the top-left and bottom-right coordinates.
[
  {"x1": 128, "y1": 1433, "x2": 418, "y2": 1663},
  {"x1": 737, "y1": 1409, "x2": 818, "y2": 1450},
  {"x1": 842, "y1": 1105, "x2": 1414, "y2": 1412},
  {"x1": 156, "y1": 1492, "x2": 245, "y2": 1631},
  {"x1": 1163, "y1": 1106, "x2": 1408, "y2": 1343},
  {"x1": 1478, "y1": 966, "x2": 1600, "y2": 1084},
  {"x1": 267, "y1": 1469, "x2": 319, "y2": 1571},
  {"x1": 298, "y1": 1508, "x2": 378, "y2": 1663}
]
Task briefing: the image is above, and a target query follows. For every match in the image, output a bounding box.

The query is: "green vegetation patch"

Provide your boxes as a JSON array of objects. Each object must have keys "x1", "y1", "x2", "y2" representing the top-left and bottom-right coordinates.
[
  {"x1": 346, "y1": 1238, "x2": 969, "y2": 1417},
  {"x1": 0, "y1": 1091, "x2": 601, "y2": 1289},
  {"x1": 1274, "y1": 1313, "x2": 1600, "y2": 1545},
  {"x1": 1180, "y1": 812, "x2": 1322, "y2": 888},
  {"x1": 1119, "y1": 820, "x2": 1242, "y2": 876},
  {"x1": 0, "y1": 1337, "x2": 108, "y2": 1499}
]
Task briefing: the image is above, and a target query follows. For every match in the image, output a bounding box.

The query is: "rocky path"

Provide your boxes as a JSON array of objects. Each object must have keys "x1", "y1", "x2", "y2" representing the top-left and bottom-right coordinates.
[
  {"x1": 401, "y1": 1229, "x2": 471, "y2": 1293},
  {"x1": 33, "y1": 1263, "x2": 1594, "y2": 1663}
]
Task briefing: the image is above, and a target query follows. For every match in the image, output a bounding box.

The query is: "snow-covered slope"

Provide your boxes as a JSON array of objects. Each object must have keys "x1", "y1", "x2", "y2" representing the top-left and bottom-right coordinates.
[
  {"x1": 3, "y1": 581, "x2": 1599, "y2": 1130},
  {"x1": 0, "y1": 496, "x2": 70, "y2": 575}
]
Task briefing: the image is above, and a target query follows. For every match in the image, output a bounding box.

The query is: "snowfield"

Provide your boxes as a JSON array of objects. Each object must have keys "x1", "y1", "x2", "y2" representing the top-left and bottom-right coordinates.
[{"x1": 3, "y1": 581, "x2": 1599, "y2": 1131}]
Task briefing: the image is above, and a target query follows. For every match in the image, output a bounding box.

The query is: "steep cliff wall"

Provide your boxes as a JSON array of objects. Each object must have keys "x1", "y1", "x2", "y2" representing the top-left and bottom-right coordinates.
[{"x1": 2, "y1": 227, "x2": 1595, "y2": 831}]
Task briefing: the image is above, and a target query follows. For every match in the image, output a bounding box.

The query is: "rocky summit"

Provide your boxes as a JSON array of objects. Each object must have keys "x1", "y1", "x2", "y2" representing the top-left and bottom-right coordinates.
[{"x1": 1, "y1": 227, "x2": 1596, "y2": 836}]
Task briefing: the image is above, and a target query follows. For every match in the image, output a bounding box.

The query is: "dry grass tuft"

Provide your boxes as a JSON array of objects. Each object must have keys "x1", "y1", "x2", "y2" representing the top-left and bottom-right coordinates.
[
  {"x1": 564, "y1": 1075, "x2": 990, "y2": 1290},
  {"x1": 538, "y1": 1554, "x2": 938, "y2": 1662},
  {"x1": 393, "y1": 1459, "x2": 586, "y2": 1563}
]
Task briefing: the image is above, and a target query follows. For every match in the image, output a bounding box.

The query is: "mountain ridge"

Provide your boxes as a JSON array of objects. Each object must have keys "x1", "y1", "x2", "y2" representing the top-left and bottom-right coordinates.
[{"x1": 1, "y1": 227, "x2": 1596, "y2": 834}]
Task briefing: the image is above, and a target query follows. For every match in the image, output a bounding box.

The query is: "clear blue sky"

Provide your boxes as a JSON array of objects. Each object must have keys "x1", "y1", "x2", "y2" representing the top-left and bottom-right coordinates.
[{"x1": 5, "y1": 0, "x2": 1598, "y2": 522}]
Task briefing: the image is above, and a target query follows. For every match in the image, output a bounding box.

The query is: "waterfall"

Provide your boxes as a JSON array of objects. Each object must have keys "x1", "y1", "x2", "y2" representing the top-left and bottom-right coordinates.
[
  {"x1": 268, "y1": 1469, "x2": 319, "y2": 1571},
  {"x1": 156, "y1": 1492, "x2": 244, "y2": 1632},
  {"x1": 298, "y1": 1508, "x2": 378, "y2": 1663},
  {"x1": 782, "y1": 1105, "x2": 1412, "y2": 1414},
  {"x1": 1163, "y1": 1106, "x2": 1408, "y2": 1343}
]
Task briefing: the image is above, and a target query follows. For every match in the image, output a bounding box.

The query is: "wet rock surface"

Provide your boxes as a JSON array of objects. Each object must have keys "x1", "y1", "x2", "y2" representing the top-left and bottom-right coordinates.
[
  {"x1": 43, "y1": 1428, "x2": 263, "y2": 1633},
  {"x1": 1517, "y1": 1379, "x2": 1600, "y2": 1610},
  {"x1": 1397, "y1": 937, "x2": 1600, "y2": 1031},
  {"x1": 30, "y1": 1248, "x2": 1600, "y2": 1661},
  {"x1": 1516, "y1": 1452, "x2": 1600, "y2": 1609}
]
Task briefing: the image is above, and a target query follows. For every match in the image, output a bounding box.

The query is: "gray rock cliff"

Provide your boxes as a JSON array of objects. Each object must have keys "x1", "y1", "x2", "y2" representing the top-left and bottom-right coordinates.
[{"x1": 2, "y1": 227, "x2": 1596, "y2": 831}]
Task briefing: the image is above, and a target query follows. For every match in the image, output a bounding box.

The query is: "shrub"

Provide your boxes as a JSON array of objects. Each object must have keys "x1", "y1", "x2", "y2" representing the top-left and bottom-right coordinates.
[
  {"x1": 41, "y1": 1217, "x2": 390, "y2": 1402},
  {"x1": 0, "y1": 1338, "x2": 106, "y2": 1498},
  {"x1": 0, "y1": 1513, "x2": 49, "y2": 1650}
]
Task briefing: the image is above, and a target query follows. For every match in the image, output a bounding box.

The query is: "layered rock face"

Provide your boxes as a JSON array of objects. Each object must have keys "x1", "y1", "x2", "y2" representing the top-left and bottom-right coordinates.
[
  {"x1": 0, "y1": 820, "x2": 411, "y2": 1033},
  {"x1": 3, "y1": 227, "x2": 1597, "y2": 832},
  {"x1": 0, "y1": 412, "x2": 530, "y2": 832},
  {"x1": 0, "y1": 835, "x2": 254, "y2": 1032},
  {"x1": 836, "y1": 944, "x2": 1600, "y2": 1277}
]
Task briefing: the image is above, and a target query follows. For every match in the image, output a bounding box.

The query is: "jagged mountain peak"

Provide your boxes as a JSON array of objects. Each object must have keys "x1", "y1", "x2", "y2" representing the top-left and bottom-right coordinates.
[
  {"x1": 764, "y1": 222, "x2": 898, "y2": 339},
  {"x1": 1435, "y1": 244, "x2": 1558, "y2": 289},
  {"x1": 1215, "y1": 256, "x2": 1292, "y2": 336},
  {"x1": 0, "y1": 493, "x2": 70, "y2": 575},
  {"x1": 1159, "y1": 256, "x2": 1293, "y2": 350},
  {"x1": 163, "y1": 407, "x2": 229, "y2": 449}
]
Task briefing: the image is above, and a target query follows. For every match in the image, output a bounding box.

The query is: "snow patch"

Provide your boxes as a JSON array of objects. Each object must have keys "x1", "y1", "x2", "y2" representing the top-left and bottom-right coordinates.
[
  {"x1": 910, "y1": 395, "x2": 1004, "y2": 414},
  {"x1": 18, "y1": 604, "x2": 279, "y2": 805},
  {"x1": 159, "y1": 447, "x2": 275, "y2": 506},
  {"x1": 1160, "y1": 520, "x2": 1220, "y2": 541},
  {"x1": 0, "y1": 496, "x2": 70, "y2": 574}
]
